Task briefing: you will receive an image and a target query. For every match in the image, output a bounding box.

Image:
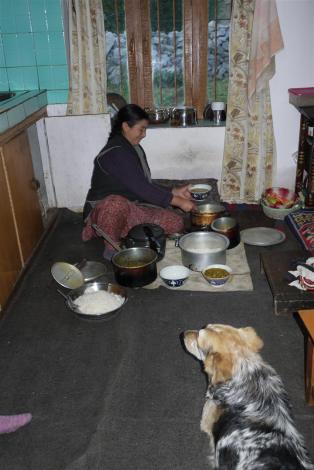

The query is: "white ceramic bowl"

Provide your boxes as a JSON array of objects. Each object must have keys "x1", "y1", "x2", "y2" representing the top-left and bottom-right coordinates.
[
  {"x1": 160, "y1": 265, "x2": 190, "y2": 288},
  {"x1": 190, "y1": 184, "x2": 212, "y2": 201},
  {"x1": 202, "y1": 264, "x2": 232, "y2": 288},
  {"x1": 261, "y1": 200, "x2": 300, "y2": 220}
]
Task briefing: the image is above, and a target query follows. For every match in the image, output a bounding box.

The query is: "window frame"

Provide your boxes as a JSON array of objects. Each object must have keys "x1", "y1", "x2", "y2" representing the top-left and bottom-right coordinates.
[{"x1": 107, "y1": 0, "x2": 229, "y2": 119}]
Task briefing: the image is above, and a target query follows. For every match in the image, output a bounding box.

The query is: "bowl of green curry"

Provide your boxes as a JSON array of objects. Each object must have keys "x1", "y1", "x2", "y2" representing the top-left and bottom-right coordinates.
[{"x1": 202, "y1": 264, "x2": 232, "y2": 288}]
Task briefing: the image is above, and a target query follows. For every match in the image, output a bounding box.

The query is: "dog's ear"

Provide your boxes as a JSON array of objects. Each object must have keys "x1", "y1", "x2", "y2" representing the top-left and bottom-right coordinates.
[
  {"x1": 199, "y1": 329, "x2": 234, "y2": 383},
  {"x1": 204, "y1": 351, "x2": 233, "y2": 384},
  {"x1": 239, "y1": 327, "x2": 264, "y2": 352}
]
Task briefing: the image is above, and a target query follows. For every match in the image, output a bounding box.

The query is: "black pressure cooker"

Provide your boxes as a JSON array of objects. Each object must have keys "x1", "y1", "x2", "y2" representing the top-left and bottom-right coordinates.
[{"x1": 123, "y1": 223, "x2": 166, "y2": 261}]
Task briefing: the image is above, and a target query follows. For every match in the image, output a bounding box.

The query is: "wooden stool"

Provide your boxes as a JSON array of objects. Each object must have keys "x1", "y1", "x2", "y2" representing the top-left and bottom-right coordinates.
[{"x1": 298, "y1": 309, "x2": 314, "y2": 405}]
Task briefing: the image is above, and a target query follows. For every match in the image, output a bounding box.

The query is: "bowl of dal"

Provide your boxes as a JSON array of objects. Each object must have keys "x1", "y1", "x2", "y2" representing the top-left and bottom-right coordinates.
[{"x1": 202, "y1": 264, "x2": 232, "y2": 287}]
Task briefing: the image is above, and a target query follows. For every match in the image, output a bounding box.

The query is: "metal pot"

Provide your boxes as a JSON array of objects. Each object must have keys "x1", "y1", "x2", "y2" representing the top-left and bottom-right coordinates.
[
  {"x1": 170, "y1": 106, "x2": 197, "y2": 127},
  {"x1": 123, "y1": 224, "x2": 166, "y2": 261},
  {"x1": 191, "y1": 203, "x2": 226, "y2": 228},
  {"x1": 111, "y1": 247, "x2": 157, "y2": 287},
  {"x1": 211, "y1": 216, "x2": 240, "y2": 249},
  {"x1": 178, "y1": 232, "x2": 229, "y2": 271},
  {"x1": 145, "y1": 107, "x2": 170, "y2": 124}
]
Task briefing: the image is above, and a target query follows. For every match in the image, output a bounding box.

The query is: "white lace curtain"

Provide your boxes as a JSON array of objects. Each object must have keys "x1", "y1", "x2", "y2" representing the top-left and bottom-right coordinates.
[
  {"x1": 220, "y1": 0, "x2": 284, "y2": 203},
  {"x1": 66, "y1": 0, "x2": 107, "y2": 115}
]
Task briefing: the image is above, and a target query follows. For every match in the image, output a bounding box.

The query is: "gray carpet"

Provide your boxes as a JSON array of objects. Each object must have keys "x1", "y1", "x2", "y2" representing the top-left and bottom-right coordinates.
[{"x1": 0, "y1": 207, "x2": 313, "y2": 469}]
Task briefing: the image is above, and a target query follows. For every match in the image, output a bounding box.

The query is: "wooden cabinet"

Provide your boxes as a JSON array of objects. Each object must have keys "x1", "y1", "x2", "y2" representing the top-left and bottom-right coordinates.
[
  {"x1": 0, "y1": 156, "x2": 22, "y2": 308},
  {"x1": 0, "y1": 116, "x2": 45, "y2": 312},
  {"x1": 2, "y1": 131, "x2": 43, "y2": 263},
  {"x1": 294, "y1": 108, "x2": 314, "y2": 206}
]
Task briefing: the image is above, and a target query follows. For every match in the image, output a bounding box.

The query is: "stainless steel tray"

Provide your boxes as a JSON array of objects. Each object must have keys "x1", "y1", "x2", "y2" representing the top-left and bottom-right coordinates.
[{"x1": 240, "y1": 227, "x2": 286, "y2": 246}]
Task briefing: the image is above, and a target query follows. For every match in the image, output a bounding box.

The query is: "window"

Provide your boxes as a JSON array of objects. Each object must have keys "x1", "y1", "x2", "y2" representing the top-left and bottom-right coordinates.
[
  {"x1": 103, "y1": 0, "x2": 232, "y2": 118},
  {"x1": 103, "y1": 0, "x2": 130, "y2": 102}
]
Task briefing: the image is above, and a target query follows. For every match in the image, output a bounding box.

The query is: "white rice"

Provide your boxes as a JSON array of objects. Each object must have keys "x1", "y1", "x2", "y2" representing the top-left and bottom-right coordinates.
[
  {"x1": 73, "y1": 288, "x2": 124, "y2": 315},
  {"x1": 187, "y1": 247, "x2": 221, "y2": 253}
]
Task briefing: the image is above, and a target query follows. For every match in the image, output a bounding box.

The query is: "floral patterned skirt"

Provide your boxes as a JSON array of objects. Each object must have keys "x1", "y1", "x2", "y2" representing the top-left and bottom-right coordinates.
[{"x1": 82, "y1": 195, "x2": 184, "y2": 247}]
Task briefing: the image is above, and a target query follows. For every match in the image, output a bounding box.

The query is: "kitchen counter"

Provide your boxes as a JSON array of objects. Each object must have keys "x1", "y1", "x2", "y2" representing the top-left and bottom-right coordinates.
[{"x1": 0, "y1": 90, "x2": 47, "y2": 134}]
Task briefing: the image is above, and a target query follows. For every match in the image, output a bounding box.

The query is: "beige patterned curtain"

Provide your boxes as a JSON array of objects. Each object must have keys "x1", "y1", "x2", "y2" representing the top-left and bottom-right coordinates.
[
  {"x1": 67, "y1": 0, "x2": 107, "y2": 115},
  {"x1": 221, "y1": 0, "x2": 283, "y2": 202}
]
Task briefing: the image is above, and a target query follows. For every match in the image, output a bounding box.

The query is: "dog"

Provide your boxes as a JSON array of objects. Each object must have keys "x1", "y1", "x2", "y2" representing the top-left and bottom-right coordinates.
[{"x1": 183, "y1": 324, "x2": 314, "y2": 469}]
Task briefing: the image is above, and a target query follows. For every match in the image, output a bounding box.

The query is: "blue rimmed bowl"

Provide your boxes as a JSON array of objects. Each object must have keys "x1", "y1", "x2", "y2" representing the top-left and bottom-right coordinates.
[
  {"x1": 190, "y1": 184, "x2": 212, "y2": 201},
  {"x1": 160, "y1": 265, "x2": 190, "y2": 288},
  {"x1": 202, "y1": 264, "x2": 232, "y2": 288}
]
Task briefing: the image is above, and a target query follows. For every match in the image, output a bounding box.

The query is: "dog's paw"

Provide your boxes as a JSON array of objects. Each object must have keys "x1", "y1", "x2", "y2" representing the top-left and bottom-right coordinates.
[{"x1": 201, "y1": 400, "x2": 222, "y2": 436}]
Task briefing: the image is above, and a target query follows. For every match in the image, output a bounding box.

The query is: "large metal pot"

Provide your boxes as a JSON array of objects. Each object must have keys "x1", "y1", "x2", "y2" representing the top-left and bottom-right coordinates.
[
  {"x1": 170, "y1": 106, "x2": 197, "y2": 127},
  {"x1": 123, "y1": 223, "x2": 166, "y2": 261},
  {"x1": 178, "y1": 232, "x2": 229, "y2": 271},
  {"x1": 191, "y1": 203, "x2": 226, "y2": 228},
  {"x1": 112, "y1": 247, "x2": 157, "y2": 287}
]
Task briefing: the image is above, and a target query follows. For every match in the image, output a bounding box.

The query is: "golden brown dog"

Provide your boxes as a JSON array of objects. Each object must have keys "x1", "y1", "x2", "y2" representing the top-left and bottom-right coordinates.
[{"x1": 183, "y1": 324, "x2": 313, "y2": 469}]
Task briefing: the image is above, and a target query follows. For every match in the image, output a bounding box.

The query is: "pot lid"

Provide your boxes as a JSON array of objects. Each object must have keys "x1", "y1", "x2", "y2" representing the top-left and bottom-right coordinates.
[
  {"x1": 79, "y1": 261, "x2": 108, "y2": 282},
  {"x1": 51, "y1": 262, "x2": 84, "y2": 289},
  {"x1": 51, "y1": 261, "x2": 108, "y2": 288},
  {"x1": 127, "y1": 223, "x2": 165, "y2": 242}
]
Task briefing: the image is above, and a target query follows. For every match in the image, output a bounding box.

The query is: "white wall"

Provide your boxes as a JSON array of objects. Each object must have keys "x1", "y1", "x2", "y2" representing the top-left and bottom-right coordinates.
[
  {"x1": 143, "y1": 126, "x2": 225, "y2": 180},
  {"x1": 37, "y1": 108, "x2": 111, "y2": 210},
  {"x1": 37, "y1": 0, "x2": 313, "y2": 210},
  {"x1": 270, "y1": 0, "x2": 314, "y2": 189}
]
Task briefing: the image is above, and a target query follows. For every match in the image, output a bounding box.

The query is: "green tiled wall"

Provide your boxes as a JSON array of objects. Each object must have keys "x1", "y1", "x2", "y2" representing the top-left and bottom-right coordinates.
[{"x1": 0, "y1": 0, "x2": 68, "y2": 104}]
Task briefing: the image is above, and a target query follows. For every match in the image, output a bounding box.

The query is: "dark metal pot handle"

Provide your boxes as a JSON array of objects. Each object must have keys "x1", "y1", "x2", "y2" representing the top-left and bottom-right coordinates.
[{"x1": 143, "y1": 225, "x2": 162, "y2": 253}]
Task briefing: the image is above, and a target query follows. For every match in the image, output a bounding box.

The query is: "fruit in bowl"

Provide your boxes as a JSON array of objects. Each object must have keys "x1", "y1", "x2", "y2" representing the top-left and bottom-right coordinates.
[{"x1": 262, "y1": 187, "x2": 298, "y2": 209}]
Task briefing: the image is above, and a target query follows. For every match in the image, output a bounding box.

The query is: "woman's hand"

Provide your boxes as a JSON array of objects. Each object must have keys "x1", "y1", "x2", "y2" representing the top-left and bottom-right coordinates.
[
  {"x1": 171, "y1": 195, "x2": 196, "y2": 212},
  {"x1": 172, "y1": 184, "x2": 192, "y2": 200}
]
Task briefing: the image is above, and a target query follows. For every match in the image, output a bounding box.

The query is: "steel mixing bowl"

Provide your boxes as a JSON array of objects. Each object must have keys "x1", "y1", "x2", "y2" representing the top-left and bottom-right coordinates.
[{"x1": 64, "y1": 282, "x2": 127, "y2": 321}]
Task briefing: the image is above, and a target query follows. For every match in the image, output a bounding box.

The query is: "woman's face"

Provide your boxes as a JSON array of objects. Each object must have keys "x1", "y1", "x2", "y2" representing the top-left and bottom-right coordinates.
[{"x1": 122, "y1": 119, "x2": 149, "y2": 146}]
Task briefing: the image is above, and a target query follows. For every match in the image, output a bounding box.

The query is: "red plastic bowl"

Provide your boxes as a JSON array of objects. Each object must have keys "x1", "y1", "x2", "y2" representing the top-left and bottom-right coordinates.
[{"x1": 262, "y1": 187, "x2": 298, "y2": 209}]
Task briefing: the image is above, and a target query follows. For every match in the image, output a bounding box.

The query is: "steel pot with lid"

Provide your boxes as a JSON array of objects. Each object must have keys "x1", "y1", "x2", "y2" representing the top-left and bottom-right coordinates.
[
  {"x1": 123, "y1": 223, "x2": 166, "y2": 261},
  {"x1": 170, "y1": 106, "x2": 197, "y2": 127}
]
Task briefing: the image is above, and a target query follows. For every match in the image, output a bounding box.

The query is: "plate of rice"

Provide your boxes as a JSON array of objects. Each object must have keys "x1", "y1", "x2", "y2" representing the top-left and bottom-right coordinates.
[{"x1": 65, "y1": 282, "x2": 127, "y2": 320}]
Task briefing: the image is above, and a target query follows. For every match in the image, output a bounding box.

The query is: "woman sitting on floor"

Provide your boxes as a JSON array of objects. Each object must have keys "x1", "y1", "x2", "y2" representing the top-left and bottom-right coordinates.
[{"x1": 82, "y1": 104, "x2": 196, "y2": 258}]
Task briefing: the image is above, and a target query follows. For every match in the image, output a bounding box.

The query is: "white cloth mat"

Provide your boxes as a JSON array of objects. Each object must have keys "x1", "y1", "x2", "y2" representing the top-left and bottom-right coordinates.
[{"x1": 145, "y1": 240, "x2": 253, "y2": 292}]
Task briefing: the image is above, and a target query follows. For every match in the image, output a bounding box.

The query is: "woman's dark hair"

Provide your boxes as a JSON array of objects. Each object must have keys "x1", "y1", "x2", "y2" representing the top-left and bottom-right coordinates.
[{"x1": 109, "y1": 104, "x2": 149, "y2": 138}]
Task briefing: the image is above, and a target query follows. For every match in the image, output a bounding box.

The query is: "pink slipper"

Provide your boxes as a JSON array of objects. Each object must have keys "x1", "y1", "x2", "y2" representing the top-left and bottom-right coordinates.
[{"x1": 0, "y1": 413, "x2": 32, "y2": 434}]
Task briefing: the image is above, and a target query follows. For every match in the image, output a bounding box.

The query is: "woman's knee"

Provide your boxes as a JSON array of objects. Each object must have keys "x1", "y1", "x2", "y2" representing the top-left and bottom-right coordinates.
[
  {"x1": 156, "y1": 210, "x2": 184, "y2": 234},
  {"x1": 102, "y1": 194, "x2": 129, "y2": 207}
]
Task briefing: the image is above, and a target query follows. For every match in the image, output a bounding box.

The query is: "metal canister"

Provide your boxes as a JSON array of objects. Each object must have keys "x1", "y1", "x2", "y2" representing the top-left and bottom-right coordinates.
[{"x1": 170, "y1": 106, "x2": 197, "y2": 127}]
